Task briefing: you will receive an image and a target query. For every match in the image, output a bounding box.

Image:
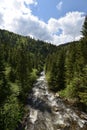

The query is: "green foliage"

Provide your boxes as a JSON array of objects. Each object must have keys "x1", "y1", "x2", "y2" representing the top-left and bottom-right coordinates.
[
  {"x1": 64, "y1": 77, "x2": 79, "y2": 99},
  {"x1": 0, "y1": 45, "x2": 11, "y2": 105},
  {"x1": 79, "y1": 92, "x2": 87, "y2": 105},
  {"x1": 30, "y1": 69, "x2": 38, "y2": 82},
  {"x1": 0, "y1": 29, "x2": 56, "y2": 129},
  {"x1": 0, "y1": 95, "x2": 23, "y2": 130},
  {"x1": 78, "y1": 65, "x2": 87, "y2": 105},
  {"x1": 9, "y1": 68, "x2": 16, "y2": 82},
  {"x1": 0, "y1": 30, "x2": 56, "y2": 130},
  {"x1": 45, "y1": 32, "x2": 87, "y2": 110},
  {"x1": 46, "y1": 48, "x2": 66, "y2": 91},
  {"x1": 81, "y1": 15, "x2": 87, "y2": 38},
  {"x1": 0, "y1": 18, "x2": 87, "y2": 129}
]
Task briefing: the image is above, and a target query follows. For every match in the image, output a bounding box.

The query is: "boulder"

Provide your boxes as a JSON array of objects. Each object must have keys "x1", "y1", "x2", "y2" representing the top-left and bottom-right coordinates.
[{"x1": 55, "y1": 93, "x2": 60, "y2": 98}]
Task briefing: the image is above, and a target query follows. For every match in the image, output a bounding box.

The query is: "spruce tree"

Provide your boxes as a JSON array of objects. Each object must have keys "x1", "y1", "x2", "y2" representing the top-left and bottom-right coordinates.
[
  {"x1": 81, "y1": 15, "x2": 87, "y2": 38},
  {"x1": 0, "y1": 45, "x2": 10, "y2": 105}
]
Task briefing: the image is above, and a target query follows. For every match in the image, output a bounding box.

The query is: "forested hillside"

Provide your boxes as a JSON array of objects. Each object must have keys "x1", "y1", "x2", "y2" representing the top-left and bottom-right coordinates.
[
  {"x1": 0, "y1": 29, "x2": 56, "y2": 130},
  {"x1": 45, "y1": 16, "x2": 87, "y2": 111},
  {"x1": 0, "y1": 16, "x2": 87, "y2": 130}
]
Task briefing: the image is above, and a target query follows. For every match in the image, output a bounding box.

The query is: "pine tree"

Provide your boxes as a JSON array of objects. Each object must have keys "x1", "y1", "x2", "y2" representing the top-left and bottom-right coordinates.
[
  {"x1": 0, "y1": 45, "x2": 11, "y2": 105},
  {"x1": 47, "y1": 49, "x2": 65, "y2": 91},
  {"x1": 81, "y1": 15, "x2": 87, "y2": 38}
]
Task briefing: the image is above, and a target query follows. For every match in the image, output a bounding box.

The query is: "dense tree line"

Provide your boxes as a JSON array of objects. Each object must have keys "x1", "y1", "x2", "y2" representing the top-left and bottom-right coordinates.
[
  {"x1": 0, "y1": 30, "x2": 56, "y2": 130},
  {"x1": 0, "y1": 15, "x2": 87, "y2": 129},
  {"x1": 45, "y1": 16, "x2": 87, "y2": 111}
]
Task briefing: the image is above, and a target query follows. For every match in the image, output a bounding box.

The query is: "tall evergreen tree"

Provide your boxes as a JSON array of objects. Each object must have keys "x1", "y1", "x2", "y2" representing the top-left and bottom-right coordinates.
[
  {"x1": 81, "y1": 15, "x2": 87, "y2": 38},
  {"x1": 0, "y1": 45, "x2": 10, "y2": 105}
]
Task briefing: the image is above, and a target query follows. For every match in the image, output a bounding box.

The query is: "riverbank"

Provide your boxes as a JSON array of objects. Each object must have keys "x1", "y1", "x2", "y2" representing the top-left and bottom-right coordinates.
[{"x1": 18, "y1": 72, "x2": 87, "y2": 130}]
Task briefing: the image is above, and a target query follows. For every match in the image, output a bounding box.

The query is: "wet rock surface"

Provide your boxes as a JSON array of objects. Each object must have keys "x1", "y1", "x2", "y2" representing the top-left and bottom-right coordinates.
[{"x1": 24, "y1": 72, "x2": 87, "y2": 130}]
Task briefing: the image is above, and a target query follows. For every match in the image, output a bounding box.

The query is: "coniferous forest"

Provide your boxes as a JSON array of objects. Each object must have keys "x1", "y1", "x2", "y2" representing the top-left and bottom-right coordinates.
[
  {"x1": 0, "y1": 28, "x2": 56, "y2": 129},
  {"x1": 0, "y1": 16, "x2": 87, "y2": 129},
  {"x1": 45, "y1": 16, "x2": 87, "y2": 110}
]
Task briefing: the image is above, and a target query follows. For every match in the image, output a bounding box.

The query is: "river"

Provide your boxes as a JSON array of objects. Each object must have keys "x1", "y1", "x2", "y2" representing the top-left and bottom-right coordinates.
[{"x1": 24, "y1": 71, "x2": 87, "y2": 130}]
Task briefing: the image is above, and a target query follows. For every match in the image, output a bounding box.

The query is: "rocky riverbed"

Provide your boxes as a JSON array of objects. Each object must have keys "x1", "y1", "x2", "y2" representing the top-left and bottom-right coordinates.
[{"x1": 22, "y1": 71, "x2": 87, "y2": 130}]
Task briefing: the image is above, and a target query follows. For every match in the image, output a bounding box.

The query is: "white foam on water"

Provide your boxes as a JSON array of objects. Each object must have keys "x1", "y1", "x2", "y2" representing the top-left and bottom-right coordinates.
[
  {"x1": 54, "y1": 112, "x2": 64, "y2": 125},
  {"x1": 34, "y1": 89, "x2": 39, "y2": 97},
  {"x1": 27, "y1": 72, "x2": 87, "y2": 130},
  {"x1": 78, "y1": 119, "x2": 86, "y2": 128},
  {"x1": 29, "y1": 109, "x2": 38, "y2": 124}
]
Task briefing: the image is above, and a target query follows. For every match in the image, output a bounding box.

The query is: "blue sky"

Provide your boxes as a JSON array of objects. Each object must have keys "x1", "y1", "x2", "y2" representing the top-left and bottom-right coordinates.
[
  {"x1": 0, "y1": 0, "x2": 87, "y2": 45},
  {"x1": 30, "y1": 0, "x2": 87, "y2": 22}
]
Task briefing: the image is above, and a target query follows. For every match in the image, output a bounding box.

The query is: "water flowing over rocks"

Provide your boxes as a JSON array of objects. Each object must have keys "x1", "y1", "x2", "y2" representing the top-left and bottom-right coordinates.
[{"x1": 24, "y1": 71, "x2": 87, "y2": 130}]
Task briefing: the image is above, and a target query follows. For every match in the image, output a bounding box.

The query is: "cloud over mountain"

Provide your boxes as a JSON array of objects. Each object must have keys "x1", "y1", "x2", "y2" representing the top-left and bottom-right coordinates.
[{"x1": 0, "y1": 0, "x2": 85, "y2": 45}]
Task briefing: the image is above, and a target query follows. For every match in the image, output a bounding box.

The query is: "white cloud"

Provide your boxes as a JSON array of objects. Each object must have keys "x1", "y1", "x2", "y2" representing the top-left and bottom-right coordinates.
[
  {"x1": 0, "y1": 13, "x2": 3, "y2": 25},
  {"x1": 48, "y1": 18, "x2": 60, "y2": 33},
  {"x1": 58, "y1": 12, "x2": 84, "y2": 37},
  {"x1": 56, "y1": 1, "x2": 63, "y2": 11},
  {"x1": 48, "y1": 12, "x2": 85, "y2": 45},
  {"x1": 0, "y1": 0, "x2": 85, "y2": 45},
  {"x1": 15, "y1": 15, "x2": 52, "y2": 41}
]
